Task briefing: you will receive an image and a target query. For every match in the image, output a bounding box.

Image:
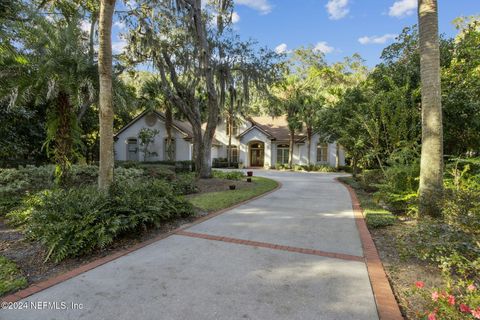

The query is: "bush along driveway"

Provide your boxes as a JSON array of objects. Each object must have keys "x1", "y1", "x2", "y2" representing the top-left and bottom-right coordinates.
[{"x1": 1, "y1": 170, "x2": 401, "y2": 320}]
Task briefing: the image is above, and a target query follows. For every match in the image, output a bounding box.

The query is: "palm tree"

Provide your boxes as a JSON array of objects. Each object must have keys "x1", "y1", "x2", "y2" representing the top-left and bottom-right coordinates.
[
  {"x1": 0, "y1": 11, "x2": 96, "y2": 184},
  {"x1": 98, "y1": 0, "x2": 116, "y2": 189},
  {"x1": 418, "y1": 0, "x2": 444, "y2": 217}
]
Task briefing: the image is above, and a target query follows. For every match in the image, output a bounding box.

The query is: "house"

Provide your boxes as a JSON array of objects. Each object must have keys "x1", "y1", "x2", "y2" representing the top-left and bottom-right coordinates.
[{"x1": 114, "y1": 110, "x2": 345, "y2": 168}]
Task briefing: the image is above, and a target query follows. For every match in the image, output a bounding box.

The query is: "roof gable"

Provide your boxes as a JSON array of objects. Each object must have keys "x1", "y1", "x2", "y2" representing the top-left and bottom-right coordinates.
[{"x1": 114, "y1": 110, "x2": 193, "y2": 139}]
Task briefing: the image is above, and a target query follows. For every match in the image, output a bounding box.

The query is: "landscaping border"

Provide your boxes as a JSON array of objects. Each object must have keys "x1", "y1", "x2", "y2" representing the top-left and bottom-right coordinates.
[
  {"x1": 336, "y1": 177, "x2": 404, "y2": 320},
  {"x1": 1, "y1": 179, "x2": 281, "y2": 304}
]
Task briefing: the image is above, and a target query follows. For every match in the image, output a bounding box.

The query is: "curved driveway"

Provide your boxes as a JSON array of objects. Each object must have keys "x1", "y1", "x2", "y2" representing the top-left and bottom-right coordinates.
[{"x1": 1, "y1": 170, "x2": 378, "y2": 320}]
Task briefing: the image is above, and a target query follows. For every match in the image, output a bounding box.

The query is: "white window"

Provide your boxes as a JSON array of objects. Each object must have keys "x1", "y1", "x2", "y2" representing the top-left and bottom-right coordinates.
[
  {"x1": 164, "y1": 138, "x2": 176, "y2": 161},
  {"x1": 317, "y1": 143, "x2": 328, "y2": 163},
  {"x1": 227, "y1": 145, "x2": 239, "y2": 163},
  {"x1": 226, "y1": 119, "x2": 238, "y2": 136},
  {"x1": 276, "y1": 144, "x2": 289, "y2": 164}
]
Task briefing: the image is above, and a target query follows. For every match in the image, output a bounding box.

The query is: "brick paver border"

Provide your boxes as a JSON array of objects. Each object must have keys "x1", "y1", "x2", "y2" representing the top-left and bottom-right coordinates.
[
  {"x1": 176, "y1": 230, "x2": 364, "y2": 262},
  {"x1": 1, "y1": 179, "x2": 282, "y2": 304},
  {"x1": 336, "y1": 178, "x2": 404, "y2": 320}
]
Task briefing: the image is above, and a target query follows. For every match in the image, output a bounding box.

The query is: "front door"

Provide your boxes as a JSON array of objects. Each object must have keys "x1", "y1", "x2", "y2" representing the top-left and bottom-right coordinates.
[{"x1": 250, "y1": 142, "x2": 265, "y2": 167}]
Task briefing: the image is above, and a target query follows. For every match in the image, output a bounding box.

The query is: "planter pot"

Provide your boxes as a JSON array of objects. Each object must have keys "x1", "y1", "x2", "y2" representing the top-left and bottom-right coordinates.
[
  {"x1": 246, "y1": 178, "x2": 252, "y2": 183},
  {"x1": 247, "y1": 171, "x2": 253, "y2": 177},
  {"x1": 229, "y1": 185, "x2": 236, "y2": 190}
]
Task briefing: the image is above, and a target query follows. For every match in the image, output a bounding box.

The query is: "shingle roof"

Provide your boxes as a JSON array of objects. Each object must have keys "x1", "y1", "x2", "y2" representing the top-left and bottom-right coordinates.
[{"x1": 248, "y1": 115, "x2": 307, "y2": 142}]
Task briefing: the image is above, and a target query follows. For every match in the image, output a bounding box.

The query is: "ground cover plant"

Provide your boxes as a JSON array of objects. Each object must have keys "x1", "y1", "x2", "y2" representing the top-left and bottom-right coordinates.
[{"x1": 0, "y1": 256, "x2": 28, "y2": 296}]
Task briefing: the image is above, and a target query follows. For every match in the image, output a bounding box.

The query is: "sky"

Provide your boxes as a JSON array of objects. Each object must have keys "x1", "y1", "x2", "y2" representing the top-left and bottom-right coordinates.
[{"x1": 104, "y1": 0, "x2": 479, "y2": 68}]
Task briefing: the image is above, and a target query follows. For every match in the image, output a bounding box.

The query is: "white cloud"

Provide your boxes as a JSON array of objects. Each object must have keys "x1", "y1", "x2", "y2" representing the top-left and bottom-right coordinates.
[
  {"x1": 326, "y1": 0, "x2": 349, "y2": 20},
  {"x1": 126, "y1": 0, "x2": 137, "y2": 8},
  {"x1": 231, "y1": 11, "x2": 240, "y2": 24},
  {"x1": 389, "y1": 0, "x2": 417, "y2": 18},
  {"x1": 236, "y1": 0, "x2": 272, "y2": 15},
  {"x1": 313, "y1": 41, "x2": 334, "y2": 54},
  {"x1": 112, "y1": 41, "x2": 127, "y2": 54},
  {"x1": 80, "y1": 20, "x2": 91, "y2": 33},
  {"x1": 275, "y1": 43, "x2": 288, "y2": 54},
  {"x1": 114, "y1": 21, "x2": 126, "y2": 29},
  {"x1": 358, "y1": 33, "x2": 398, "y2": 45}
]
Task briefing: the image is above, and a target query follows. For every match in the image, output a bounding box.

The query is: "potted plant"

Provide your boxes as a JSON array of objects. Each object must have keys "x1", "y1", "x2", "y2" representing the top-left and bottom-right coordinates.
[
  {"x1": 246, "y1": 177, "x2": 252, "y2": 183},
  {"x1": 229, "y1": 185, "x2": 236, "y2": 190},
  {"x1": 247, "y1": 171, "x2": 253, "y2": 177}
]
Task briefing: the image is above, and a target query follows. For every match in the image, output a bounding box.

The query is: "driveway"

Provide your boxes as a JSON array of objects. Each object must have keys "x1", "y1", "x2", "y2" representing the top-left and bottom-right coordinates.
[{"x1": 1, "y1": 170, "x2": 378, "y2": 320}]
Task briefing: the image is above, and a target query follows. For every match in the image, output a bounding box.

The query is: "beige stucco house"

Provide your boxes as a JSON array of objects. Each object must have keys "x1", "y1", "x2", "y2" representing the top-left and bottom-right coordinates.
[{"x1": 114, "y1": 110, "x2": 345, "y2": 168}]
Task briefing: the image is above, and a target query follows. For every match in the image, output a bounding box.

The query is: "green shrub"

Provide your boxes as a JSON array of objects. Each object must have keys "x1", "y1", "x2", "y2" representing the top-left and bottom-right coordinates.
[
  {"x1": 359, "y1": 169, "x2": 384, "y2": 192},
  {"x1": 212, "y1": 158, "x2": 239, "y2": 168},
  {"x1": 312, "y1": 164, "x2": 336, "y2": 172},
  {"x1": 109, "y1": 179, "x2": 194, "y2": 230},
  {"x1": 212, "y1": 170, "x2": 245, "y2": 180},
  {"x1": 139, "y1": 165, "x2": 176, "y2": 180},
  {"x1": 0, "y1": 256, "x2": 28, "y2": 295},
  {"x1": 339, "y1": 177, "x2": 396, "y2": 229},
  {"x1": 8, "y1": 180, "x2": 194, "y2": 262},
  {"x1": 170, "y1": 173, "x2": 198, "y2": 195},
  {"x1": 374, "y1": 163, "x2": 419, "y2": 213},
  {"x1": 68, "y1": 165, "x2": 99, "y2": 186},
  {"x1": 443, "y1": 188, "x2": 480, "y2": 238},
  {"x1": 0, "y1": 165, "x2": 55, "y2": 195},
  {"x1": 115, "y1": 167, "x2": 146, "y2": 182},
  {"x1": 274, "y1": 163, "x2": 289, "y2": 170},
  {"x1": 365, "y1": 211, "x2": 396, "y2": 228},
  {"x1": 445, "y1": 158, "x2": 480, "y2": 191},
  {"x1": 399, "y1": 218, "x2": 479, "y2": 283}
]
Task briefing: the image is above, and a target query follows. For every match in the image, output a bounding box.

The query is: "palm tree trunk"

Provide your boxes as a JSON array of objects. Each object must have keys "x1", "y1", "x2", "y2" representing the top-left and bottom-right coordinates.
[
  {"x1": 89, "y1": 12, "x2": 97, "y2": 63},
  {"x1": 418, "y1": 0, "x2": 444, "y2": 217},
  {"x1": 227, "y1": 116, "x2": 233, "y2": 167},
  {"x1": 335, "y1": 143, "x2": 340, "y2": 169},
  {"x1": 98, "y1": 0, "x2": 116, "y2": 190},
  {"x1": 288, "y1": 127, "x2": 294, "y2": 169},
  {"x1": 306, "y1": 126, "x2": 312, "y2": 165}
]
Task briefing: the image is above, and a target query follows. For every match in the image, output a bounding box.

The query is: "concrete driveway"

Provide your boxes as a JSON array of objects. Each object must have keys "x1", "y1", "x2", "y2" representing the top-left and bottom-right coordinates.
[{"x1": 1, "y1": 170, "x2": 378, "y2": 320}]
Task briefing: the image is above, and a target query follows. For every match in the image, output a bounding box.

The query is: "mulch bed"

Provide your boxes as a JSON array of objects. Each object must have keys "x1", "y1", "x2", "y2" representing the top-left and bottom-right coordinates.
[
  {"x1": 194, "y1": 178, "x2": 251, "y2": 194},
  {"x1": 0, "y1": 177, "x2": 252, "y2": 297},
  {"x1": 369, "y1": 222, "x2": 444, "y2": 319}
]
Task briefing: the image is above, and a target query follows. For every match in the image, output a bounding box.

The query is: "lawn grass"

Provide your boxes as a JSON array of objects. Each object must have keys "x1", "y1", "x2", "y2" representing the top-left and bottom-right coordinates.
[
  {"x1": 0, "y1": 256, "x2": 28, "y2": 296},
  {"x1": 338, "y1": 176, "x2": 396, "y2": 228},
  {"x1": 188, "y1": 176, "x2": 278, "y2": 212}
]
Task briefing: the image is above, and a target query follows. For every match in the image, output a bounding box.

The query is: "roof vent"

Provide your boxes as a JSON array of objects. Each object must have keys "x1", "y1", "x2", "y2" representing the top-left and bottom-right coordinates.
[{"x1": 145, "y1": 112, "x2": 157, "y2": 127}]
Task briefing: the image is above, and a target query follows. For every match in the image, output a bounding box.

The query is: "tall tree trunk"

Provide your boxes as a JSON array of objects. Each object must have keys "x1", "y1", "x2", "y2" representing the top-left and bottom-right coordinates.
[
  {"x1": 418, "y1": 0, "x2": 443, "y2": 217},
  {"x1": 288, "y1": 127, "x2": 295, "y2": 169},
  {"x1": 306, "y1": 126, "x2": 312, "y2": 165},
  {"x1": 227, "y1": 115, "x2": 233, "y2": 167},
  {"x1": 193, "y1": 0, "x2": 219, "y2": 179},
  {"x1": 335, "y1": 143, "x2": 340, "y2": 169},
  {"x1": 352, "y1": 157, "x2": 358, "y2": 179},
  {"x1": 165, "y1": 105, "x2": 174, "y2": 161},
  {"x1": 54, "y1": 91, "x2": 73, "y2": 185},
  {"x1": 98, "y1": 0, "x2": 116, "y2": 190},
  {"x1": 89, "y1": 12, "x2": 97, "y2": 62},
  {"x1": 227, "y1": 87, "x2": 235, "y2": 167}
]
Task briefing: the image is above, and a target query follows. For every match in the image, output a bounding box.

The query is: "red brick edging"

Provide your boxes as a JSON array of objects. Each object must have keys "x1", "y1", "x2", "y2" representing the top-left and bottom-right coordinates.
[
  {"x1": 336, "y1": 178, "x2": 404, "y2": 320},
  {"x1": 176, "y1": 230, "x2": 364, "y2": 262},
  {"x1": 1, "y1": 179, "x2": 282, "y2": 304}
]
